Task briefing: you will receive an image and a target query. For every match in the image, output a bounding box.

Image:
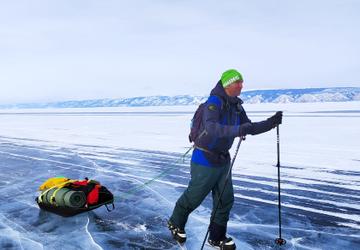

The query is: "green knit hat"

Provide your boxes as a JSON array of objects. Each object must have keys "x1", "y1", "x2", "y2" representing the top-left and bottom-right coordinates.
[{"x1": 221, "y1": 69, "x2": 243, "y2": 88}]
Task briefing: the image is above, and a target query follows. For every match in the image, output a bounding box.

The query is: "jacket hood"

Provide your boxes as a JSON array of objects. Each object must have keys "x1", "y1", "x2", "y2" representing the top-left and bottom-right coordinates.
[{"x1": 210, "y1": 81, "x2": 243, "y2": 104}]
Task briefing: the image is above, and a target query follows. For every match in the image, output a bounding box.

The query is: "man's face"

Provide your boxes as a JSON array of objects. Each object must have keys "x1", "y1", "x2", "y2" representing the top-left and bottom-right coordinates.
[{"x1": 225, "y1": 80, "x2": 243, "y2": 97}]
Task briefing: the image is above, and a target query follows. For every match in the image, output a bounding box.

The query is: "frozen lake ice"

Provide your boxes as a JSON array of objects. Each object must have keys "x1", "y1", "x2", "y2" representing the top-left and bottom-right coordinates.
[{"x1": 0, "y1": 102, "x2": 359, "y2": 249}]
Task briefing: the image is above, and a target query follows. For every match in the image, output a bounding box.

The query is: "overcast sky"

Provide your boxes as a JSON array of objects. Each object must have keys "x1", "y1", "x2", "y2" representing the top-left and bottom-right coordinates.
[{"x1": 0, "y1": 0, "x2": 359, "y2": 104}]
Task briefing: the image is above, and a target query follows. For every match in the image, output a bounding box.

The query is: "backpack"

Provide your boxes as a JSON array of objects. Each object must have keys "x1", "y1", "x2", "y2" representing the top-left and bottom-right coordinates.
[{"x1": 189, "y1": 95, "x2": 226, "y2": 143}]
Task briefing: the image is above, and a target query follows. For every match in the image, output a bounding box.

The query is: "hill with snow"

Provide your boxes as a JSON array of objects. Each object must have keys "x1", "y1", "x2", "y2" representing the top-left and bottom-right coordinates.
[{"x1": 1, "y1": 87, "x2": 360, "y2": 109}]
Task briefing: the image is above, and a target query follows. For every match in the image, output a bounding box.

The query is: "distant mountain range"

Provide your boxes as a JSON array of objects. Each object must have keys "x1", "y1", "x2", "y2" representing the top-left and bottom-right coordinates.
[{"x1": 1, "y1": 87, "x2": 360, "y2": 109}]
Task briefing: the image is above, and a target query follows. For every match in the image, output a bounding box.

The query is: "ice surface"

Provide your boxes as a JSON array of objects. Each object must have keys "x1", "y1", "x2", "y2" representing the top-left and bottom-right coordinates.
[{"x1": 0, "y1": 102, "x2": 359, "y2": 249}]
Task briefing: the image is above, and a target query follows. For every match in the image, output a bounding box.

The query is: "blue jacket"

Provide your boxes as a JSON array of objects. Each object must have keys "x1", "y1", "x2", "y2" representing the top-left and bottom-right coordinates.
[{"x1": 191, "y1": 81, "x2": 274, "y2": 167}]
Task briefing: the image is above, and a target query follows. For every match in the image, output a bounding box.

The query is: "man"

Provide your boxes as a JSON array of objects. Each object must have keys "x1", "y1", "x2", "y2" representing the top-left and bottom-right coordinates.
[{"x1": 168, "y1": 69, "x2": 282, "y2": 249}]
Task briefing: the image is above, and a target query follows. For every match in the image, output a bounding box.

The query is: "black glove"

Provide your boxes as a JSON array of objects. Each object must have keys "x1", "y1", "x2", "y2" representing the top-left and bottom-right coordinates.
[
  {"x1": 239, "y1": 122, "x2": 253, "y2": 137},
  {"x1": 268, "y1": 111, "x2": 283, "y2": 128}
]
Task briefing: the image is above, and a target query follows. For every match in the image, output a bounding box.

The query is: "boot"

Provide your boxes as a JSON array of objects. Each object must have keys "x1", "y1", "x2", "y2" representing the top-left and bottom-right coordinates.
[
  {"x1": 208, "y1": 222, "x2": 236, "y2": 250},
  {"x1": 167, "y1": 220, "x2": 186, "y2": 244},
  {"x1": 208, "y1": 237, "x2": 236, "y2": 250}
]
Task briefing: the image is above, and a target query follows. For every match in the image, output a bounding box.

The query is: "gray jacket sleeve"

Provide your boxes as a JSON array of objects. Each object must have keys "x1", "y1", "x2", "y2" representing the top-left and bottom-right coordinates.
[
  {"x1": 203, "y1": 99, "x2": 240, "y2": 138},
  {"x1": 240, "y1": 109, "x2": 274, "y2": 135}
]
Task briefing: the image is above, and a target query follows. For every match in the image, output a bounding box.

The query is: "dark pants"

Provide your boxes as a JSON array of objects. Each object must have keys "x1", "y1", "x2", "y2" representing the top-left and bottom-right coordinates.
[{"x1": 169, "y1": 162, "x2": 234, "y2": 239}]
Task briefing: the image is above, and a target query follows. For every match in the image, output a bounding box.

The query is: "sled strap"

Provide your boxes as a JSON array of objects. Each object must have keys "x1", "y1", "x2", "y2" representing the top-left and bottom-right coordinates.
[{"x1": 105, "y1": 203, "x2": 115, "y2": 212}]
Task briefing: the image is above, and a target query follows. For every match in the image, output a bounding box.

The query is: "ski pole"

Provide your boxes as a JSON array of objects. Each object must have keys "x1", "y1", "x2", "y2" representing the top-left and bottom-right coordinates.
[
  {"x1": 200, "y1": 136, "x2": 244, "y2": 250},
  {"x1": 275, "y1": 125, "x2": 286, "y2": 246}
]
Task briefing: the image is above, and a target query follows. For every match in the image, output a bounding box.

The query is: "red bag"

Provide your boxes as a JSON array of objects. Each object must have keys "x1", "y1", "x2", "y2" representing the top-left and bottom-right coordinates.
[{"x1": 87, "y1": 185, "x2": 101, "y2": 205}]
